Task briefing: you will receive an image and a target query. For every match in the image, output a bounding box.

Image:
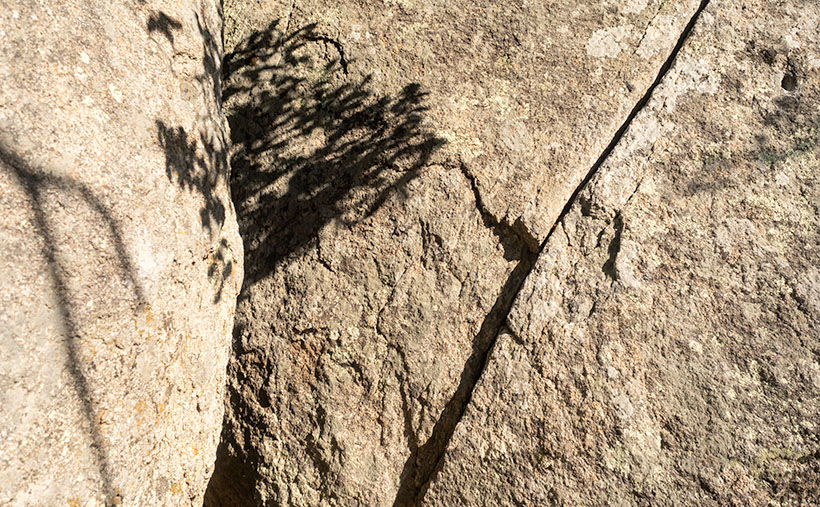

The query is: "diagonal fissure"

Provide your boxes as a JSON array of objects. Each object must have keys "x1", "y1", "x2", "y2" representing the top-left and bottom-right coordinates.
[
  {"x1": 392, "y1": 248, "x2": 536, "y2": 507},
  {"x1": 396, "y1": 1, "x2": 712, "y2": 504}
]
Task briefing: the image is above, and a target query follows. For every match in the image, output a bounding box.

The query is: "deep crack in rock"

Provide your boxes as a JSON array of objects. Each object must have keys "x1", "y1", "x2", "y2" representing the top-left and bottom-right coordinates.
[
  {"x1": 398, "y1": 1, "x2": 713, "y2": 504},
  {"x1": 457, "y1": 162, "x2": 540, "y2": 254}
]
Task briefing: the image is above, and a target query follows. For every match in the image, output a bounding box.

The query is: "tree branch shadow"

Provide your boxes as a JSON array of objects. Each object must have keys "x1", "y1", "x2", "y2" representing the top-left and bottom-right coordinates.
[
  {"x1": 223, "y1": 21, "x2": 445, "y2": 287},
  {"x1": 203, "y1": 19, "x2": 445, "y2": 505},
  {"x1": 0, "y1": 142, "x2": 146, "y2": 504}
]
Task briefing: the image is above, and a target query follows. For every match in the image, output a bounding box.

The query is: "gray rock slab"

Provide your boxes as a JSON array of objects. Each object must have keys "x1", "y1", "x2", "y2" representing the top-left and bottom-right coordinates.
[{"x1": 207, "y1": 0, "x2": 707, "y2": 504}]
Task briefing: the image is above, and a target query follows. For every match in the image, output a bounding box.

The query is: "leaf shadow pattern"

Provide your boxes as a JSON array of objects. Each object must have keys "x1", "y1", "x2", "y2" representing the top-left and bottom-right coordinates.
[
  {"x1": 224, "y1": 20, "x2": 446, "y2": 287},
  {"x1": 146, "y1": 11, "x2": 183, "y2": 44},
  {"x1": 156, "y1": 122, "x2": 227, "y2": 235},
  {"x1": 152, "y1": 10, "x2": 234, "y2": 303},
  {"x1": 203, "y1": 20, "x2": 445, "y2": 505},
  {"x1": 0, "y1": 143, "x2": 145, "y2": 504}
]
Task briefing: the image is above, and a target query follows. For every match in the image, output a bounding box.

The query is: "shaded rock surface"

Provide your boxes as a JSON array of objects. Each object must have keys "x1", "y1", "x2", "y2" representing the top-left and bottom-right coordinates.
[
  {"x1": 223, "y1": 0, "x2": 703, "y2": 246},
  {"x1": 206, "y1": 0, "x2": 711, "y2": 505},
  {"x1": 6, "y1": 0, "x2": 812, "y2": 505},
  {"x1": 0, "y1": 1, "x2": 241, "y2": 505},
  {"x1": 424, "y1": 0, "x2": 820, "y2": 504}
]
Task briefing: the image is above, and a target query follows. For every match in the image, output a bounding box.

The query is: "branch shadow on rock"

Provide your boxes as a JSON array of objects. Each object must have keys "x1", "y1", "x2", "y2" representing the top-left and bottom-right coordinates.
[
  {"x1": 203, "y1": 19, "x2": 445, "y2": 505},
  {"x1": 224, "y1": 20, "x2": 445, "y2": 287},
  {"x1": 151, "y1": 10, "x2": 234, "y2": 303},
  {"x1": 0, "y1": 143, "x2": 146, "y2": 504}
]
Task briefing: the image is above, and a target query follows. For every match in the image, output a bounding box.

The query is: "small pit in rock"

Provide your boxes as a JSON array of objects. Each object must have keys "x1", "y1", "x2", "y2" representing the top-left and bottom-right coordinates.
[{"x1": 781, "y1": 72, "x2": 798, "y2": 91}]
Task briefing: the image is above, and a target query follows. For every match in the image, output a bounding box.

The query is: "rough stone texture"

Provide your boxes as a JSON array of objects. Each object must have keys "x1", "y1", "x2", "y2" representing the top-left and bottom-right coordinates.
[
  {"x1": 0, "y1": 1, "x2": 241, "y2": 505},
  {"x1": 424, "y1": 0, "x2": 820, "y2": 504},
  {"x1": 224, "y1": 0, "x2": 703, "y2": 246},
  {"x1": 207, "y1": 0, "x2": 706, "y2": 505},
  {"x1": 206, "y1": 19, "x2": 524, "y2": 505}
]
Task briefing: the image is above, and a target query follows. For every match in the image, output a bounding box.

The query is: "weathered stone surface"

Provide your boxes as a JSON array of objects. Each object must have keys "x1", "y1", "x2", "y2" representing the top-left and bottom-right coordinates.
[
  {"x1": 424, "y1": 0, "x2": 820, "y2": 504},
  {"x1": 206, "y1": 19, "x2": 523, "y2": 505},
  {"x1": 0, "y1": 1, "x2": 241, "y2": 505},
  {"x1": 225, "y1": 0, "x2": 703, "y2": 245},
  {"x1": 207, "y1": 0, "x2": 706, "y2": 505}
]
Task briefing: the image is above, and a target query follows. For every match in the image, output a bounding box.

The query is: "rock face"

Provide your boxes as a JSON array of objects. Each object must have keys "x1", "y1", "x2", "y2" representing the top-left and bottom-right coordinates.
[
  {"x1": 0, "y1": 1, "x2": 241, "y2": 505},
  {"x1": 206, "y1": 0, "x2": 714, "y2": 505},
  {"x1": 223, "y1": 0, "x2": 704, "y2": 246},
  {"x1": 5, "y1": 0, "x2": 816, "y2": 504},
  {"x1": 424, "y1": 0, "x2": 820, "y2": 504}
]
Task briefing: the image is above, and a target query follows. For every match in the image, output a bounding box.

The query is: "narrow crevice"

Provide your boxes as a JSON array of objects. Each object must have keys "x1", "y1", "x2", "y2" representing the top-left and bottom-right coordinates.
[
  {"x1": 397, "y1": 1, "x2": 712, "y2": 503},
  {"x1": 544, "y1": 0, "x2": 710, "y2": 246},
  {"x1": 390, "y1": 158, "x2": 543, "y2": 505},
  {"x1": 283, "y1": 0, "x2": 297, "y2": 35},
  {"x1": 457, "y1": 162, "x2": 540, "y2": 254},
  {"x1": 602, "y1": 212, "x2": 624, "y2": 281},
  {"x1": 631, "y1": 0, "x2": 666, "y2": 58},
  {"x1": 392, "y1": 248, "x2": 536, "y2": 507}
]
